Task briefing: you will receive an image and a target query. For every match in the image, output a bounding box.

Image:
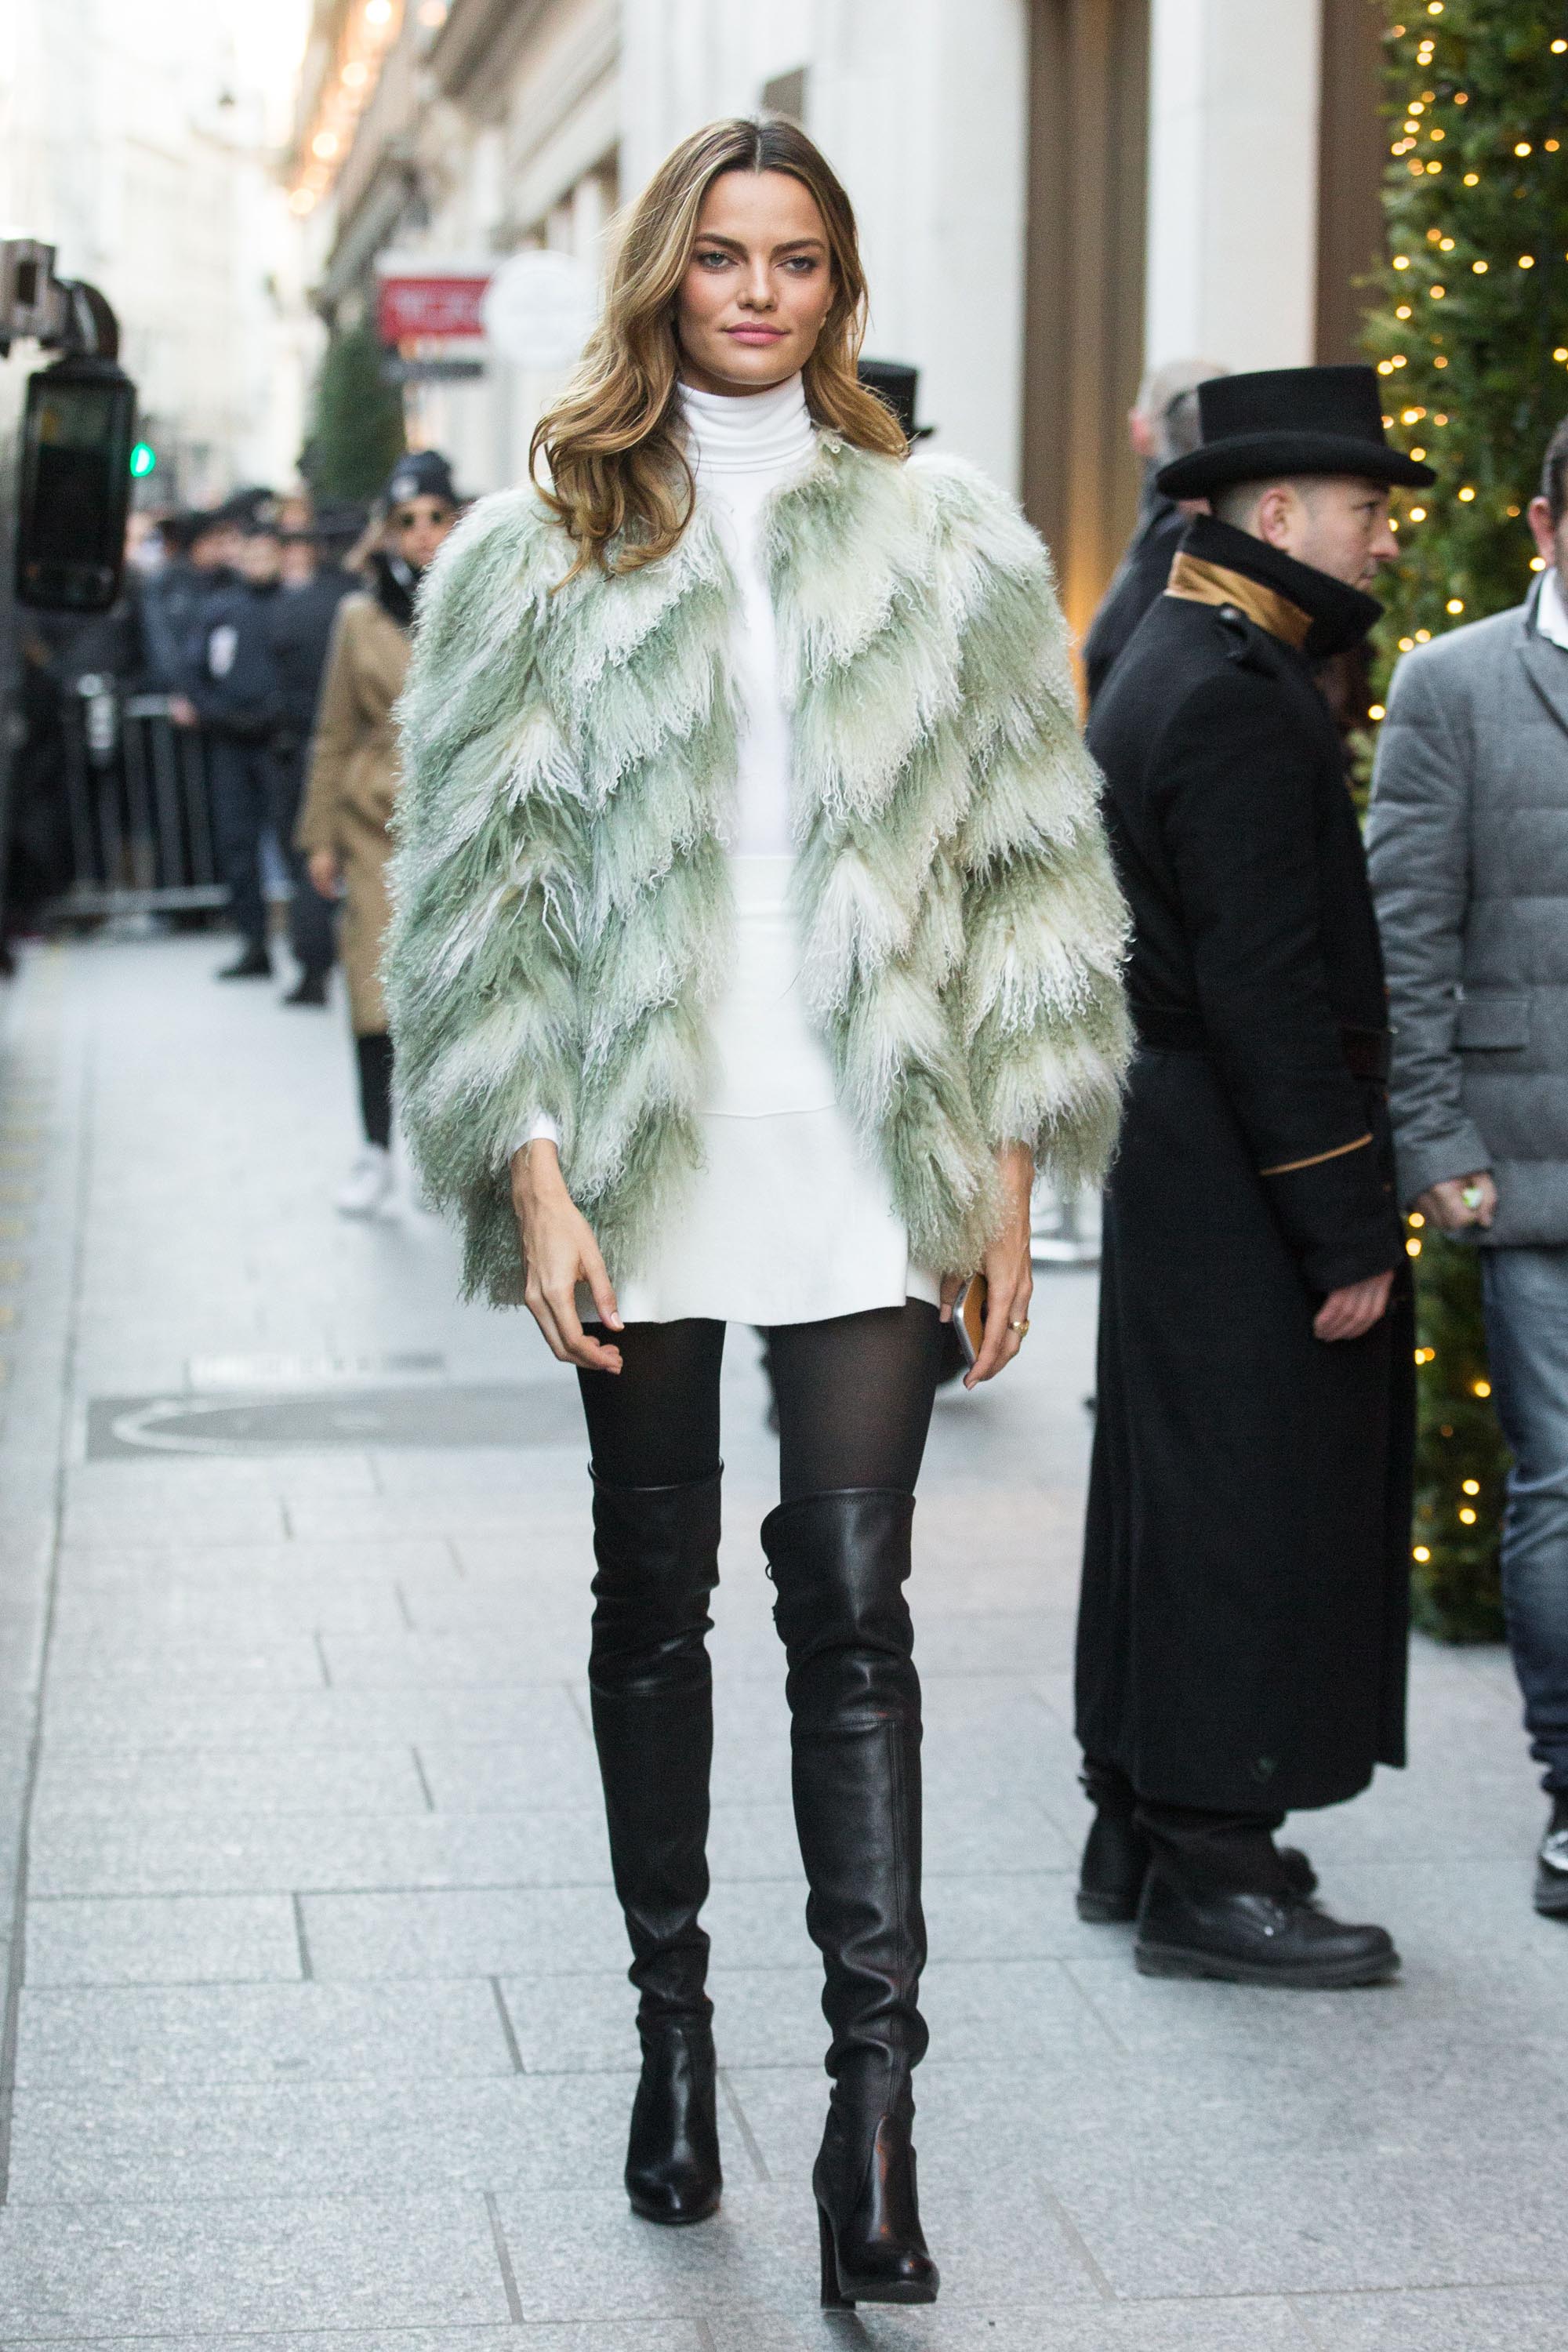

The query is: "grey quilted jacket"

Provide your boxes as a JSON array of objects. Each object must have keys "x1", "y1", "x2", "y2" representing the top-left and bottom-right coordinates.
[{"x1": 1367, "y1": 585, "x2": 1568, "y2": 1247}]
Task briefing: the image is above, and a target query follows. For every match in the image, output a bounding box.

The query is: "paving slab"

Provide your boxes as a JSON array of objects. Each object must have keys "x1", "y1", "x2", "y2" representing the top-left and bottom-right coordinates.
[
  {"x1": 25, "y1": 1893, "x2": 303, "y2": 1987},
  {"x1": 0, "y1": 2189, "x2": 510, "y2": 2336},
  {"x1": 15, "y1": 1979, "x2": 516, "y2": 2089}
]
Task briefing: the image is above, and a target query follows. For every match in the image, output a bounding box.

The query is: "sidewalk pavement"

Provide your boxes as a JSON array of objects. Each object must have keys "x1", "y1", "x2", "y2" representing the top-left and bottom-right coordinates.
[{"x1": 0, "y1": 932, "x2": 1561, "y2": 2352}]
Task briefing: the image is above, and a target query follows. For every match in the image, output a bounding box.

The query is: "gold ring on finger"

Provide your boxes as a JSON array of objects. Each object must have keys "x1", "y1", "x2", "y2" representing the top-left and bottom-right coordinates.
[{"x1": 1008, "y1": 1318, "x2": 1030, "y2": 1337}]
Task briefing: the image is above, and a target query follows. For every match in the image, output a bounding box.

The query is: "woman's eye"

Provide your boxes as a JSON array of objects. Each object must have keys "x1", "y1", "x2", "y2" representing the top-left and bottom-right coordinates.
[
  {"x1": 783, "y1": 256, "x2": 820, "y2": 274},
  {"x1": 695, "y1": 249, "x2": 731, "y2": 270}
]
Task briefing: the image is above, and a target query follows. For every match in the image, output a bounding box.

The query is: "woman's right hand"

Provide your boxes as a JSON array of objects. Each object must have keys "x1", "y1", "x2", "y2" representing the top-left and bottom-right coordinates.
[{"x1": 511, "y1": 1140, "x2": 624, "y2": 1374}]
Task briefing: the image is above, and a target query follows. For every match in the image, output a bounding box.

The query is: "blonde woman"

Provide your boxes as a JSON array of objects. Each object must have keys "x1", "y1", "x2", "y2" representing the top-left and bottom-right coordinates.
[{"x1": 388, "y1": 119, "x2": 1128, "y2": 2307}]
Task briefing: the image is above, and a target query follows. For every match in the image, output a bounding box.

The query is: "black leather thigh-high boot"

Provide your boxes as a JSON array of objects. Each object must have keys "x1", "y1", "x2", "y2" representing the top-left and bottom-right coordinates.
[
  {"x1": 763, "y1": 1486, "x2": 938, "y2": 2308},
  {"x1": 589, "y1": 1470, "x2": 724, "y2": 2223}
]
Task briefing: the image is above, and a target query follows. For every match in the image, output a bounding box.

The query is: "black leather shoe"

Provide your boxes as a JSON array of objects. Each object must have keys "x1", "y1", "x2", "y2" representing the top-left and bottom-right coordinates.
[
  {"x1": 1535, "y1": 1795, "x2": 1568, "y2": 1918},
  {"x1": 763, "y1": 1490, "x2": 940, "y2": 2310},
  {"x1": 1135, "y1": 1872, "x2": 1398, "y2": 1987},
  {"x1": 1079, "y1": 1810, "x2": 1319, "y2": 1923},
  {"x1": 625, "y1": 2018, "x2": 721, "y2": 2224},
  {"x1": 282, "y1": 971, "x2": 328, "y2": 1005},
  {"x1": 216, "y1": 946, "x2": 271, "y2": 980},
  {"x1": 816, "y1": 2107, "x2": 938, "y2": 2307}
]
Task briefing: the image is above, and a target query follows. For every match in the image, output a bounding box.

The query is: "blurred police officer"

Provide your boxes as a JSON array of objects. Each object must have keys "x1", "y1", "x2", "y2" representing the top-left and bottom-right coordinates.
[
  {"x1": 182, "y1": 513, "x2": 285, "y2": 979},
  {"x1": 268, "y1": 515, "x2": 360, "y2": 1004}
]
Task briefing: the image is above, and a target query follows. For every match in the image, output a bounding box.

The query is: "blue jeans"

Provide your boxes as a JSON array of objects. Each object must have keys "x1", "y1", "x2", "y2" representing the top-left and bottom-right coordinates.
[{"x1": 1482, "y1": 1246, "x2": 1568, "y2": 1793}]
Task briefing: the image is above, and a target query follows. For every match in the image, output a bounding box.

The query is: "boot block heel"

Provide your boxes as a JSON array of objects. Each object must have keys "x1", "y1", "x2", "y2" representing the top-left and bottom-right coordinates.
[{"x1": 818, "y1": 2202, "x2": 853, "y2": 2307}]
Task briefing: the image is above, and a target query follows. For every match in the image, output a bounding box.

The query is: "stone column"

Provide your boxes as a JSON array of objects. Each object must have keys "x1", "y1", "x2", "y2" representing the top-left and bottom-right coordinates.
[{"x1": 1144, "y1": 0, "x2": 1323, "y2": 373}]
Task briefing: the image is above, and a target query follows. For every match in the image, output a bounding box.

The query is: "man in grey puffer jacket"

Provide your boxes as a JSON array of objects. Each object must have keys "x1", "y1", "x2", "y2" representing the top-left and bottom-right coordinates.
[{"x1": 1368, "y1": 415, "x2": 1568, "y2": 1919}]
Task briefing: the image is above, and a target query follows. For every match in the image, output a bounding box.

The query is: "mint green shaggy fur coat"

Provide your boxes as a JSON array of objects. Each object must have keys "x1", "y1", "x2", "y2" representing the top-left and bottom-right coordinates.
[{"x1": 385, "y1": 434, "x2": 1131, "y2": 1305}]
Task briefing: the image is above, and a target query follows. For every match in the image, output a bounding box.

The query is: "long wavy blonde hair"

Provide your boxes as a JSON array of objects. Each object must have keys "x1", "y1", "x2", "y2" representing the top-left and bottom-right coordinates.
[{"x1": 532, "y1": 117, "x2": 907, "y2": 579}]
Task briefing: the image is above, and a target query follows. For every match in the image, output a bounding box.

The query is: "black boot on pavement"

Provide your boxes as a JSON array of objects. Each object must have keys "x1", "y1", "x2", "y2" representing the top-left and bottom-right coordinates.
[
  {"x1": 216, "y1": 943, "x2": 272, "y2": 980},
  {"x1": 1535, "y1": 1793, "x2": 1568, "y2": 1918},
  {"x1": 589, "y1": 1470, "x2": 724, "y2": 2226},
  {"x1": 764, "y1": 1488, "x2": 939, "y2": 2310},
  {"x1": 1077, "y1": 1758, "x2": 1319, "y2": 1922},
  {"x1": 282, "y1": 970, "x2": 329, "y2": 1006},
  {"x1": 1134, "y1": 1809, "x2": 1396, "y2": 1989}
]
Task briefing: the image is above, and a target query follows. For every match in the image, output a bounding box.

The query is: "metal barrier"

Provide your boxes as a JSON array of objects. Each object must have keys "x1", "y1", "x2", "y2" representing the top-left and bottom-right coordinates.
[{"x1": 47, "y1": 684, "x2": 230, "y2": 920}]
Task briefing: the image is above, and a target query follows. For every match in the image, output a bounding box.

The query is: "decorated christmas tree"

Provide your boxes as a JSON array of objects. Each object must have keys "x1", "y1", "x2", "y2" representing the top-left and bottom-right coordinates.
[{"x1": 1362, "y1": 1, "x2": 1568, "y2": 1638}]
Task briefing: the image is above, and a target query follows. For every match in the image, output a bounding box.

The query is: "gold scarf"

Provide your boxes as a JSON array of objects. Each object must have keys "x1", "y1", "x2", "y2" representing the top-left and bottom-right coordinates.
[{"x1": 1165, "y1": 552, "x2": 1313, "y2": 650}]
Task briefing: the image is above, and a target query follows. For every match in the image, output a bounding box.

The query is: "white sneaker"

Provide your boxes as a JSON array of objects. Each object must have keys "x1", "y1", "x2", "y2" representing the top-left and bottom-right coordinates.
[{"x1": 336, "y1": 1144, "x2": 395, "y2": 1218}]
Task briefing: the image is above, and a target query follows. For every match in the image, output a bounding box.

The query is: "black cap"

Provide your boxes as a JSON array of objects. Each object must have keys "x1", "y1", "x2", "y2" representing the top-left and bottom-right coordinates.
[
  {"x1": 383, "y1": 449, "x2": 459, "y2": 507},
  {"x1": 1156, "y1": 365, "x2": 1436, "y2": 499}
]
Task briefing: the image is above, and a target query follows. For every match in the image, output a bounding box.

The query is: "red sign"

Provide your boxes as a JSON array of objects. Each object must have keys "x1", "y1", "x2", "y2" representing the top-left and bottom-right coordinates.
[{"x1": 377, "y1": 274, "x2": 490, "y2": 343}]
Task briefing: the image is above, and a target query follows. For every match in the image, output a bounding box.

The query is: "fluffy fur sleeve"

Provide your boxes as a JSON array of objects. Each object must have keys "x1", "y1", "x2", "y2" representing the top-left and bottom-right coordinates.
[
  {"x1": 383, "y1": 489, "x2": 587, "y2": 1301},
  {"x1": 920, "y1": 459, "x2": 1133, "y2": 1190}
]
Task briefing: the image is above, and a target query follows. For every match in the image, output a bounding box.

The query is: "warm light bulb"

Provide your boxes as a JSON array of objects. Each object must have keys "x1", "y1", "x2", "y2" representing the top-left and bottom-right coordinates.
[
  {"x1": 1410, "y1": 446, "x2": 1426, "y2": 459},
  {"x1": 1409, "y1": 1213, "x2": 1426, "y2": 1229},
  {"x1": 1519, "y1": 256, "x2": 1537, "y2": 269},
  {"x1": 1458, "y1": 1507, "x2": 1477, "y2": 1524},
  {"x1": 1369, "y1": 702, "x2": 1386, "y2": 720},
  {"x1": 1516, "y1": 143, "x2": 1533, "y2": 157},
  {"x1": 1532, "y1": 556, "x2": 1548, "y2": 571},
  {"x1": 1473, "y1": 1379, "x2": 1492, "y2": 1397},
  {"x1": 1462, "y1": 1479, "x2": 1480, "y2": 1496},
  {"x1": 1463, "y1": 172, "x2": 1479, "y2": 185},
  {"x1": 1415, "y1": 629, "x2": 1432, "y2": 642},
  {"x1": 1457, "y1": 486, "x2": 1475, "y2": 502},
  {"x1": 1446, "y1": 598, "x2": 1465, "y2": 614},
  {"x1": 1396, "y1": 305, "x2": 1413, "y2": 319},
  {"x1": 1409, "y1": 506, "x2": 1427, "y2": 521},
  {"x1": 1472, "y1": 260, "x2": 1488, "y2": 274},
  {"x1": 1406, "y1": 1237, "x2": 1423, "y2": 1258},
  {"x1": 312, "y1": 130, "x2": 339, "y2": 158},
  {"x1": 1398, "y1": 636, "x2": 1416, "y2": 652},
  {"x1": 1393, "y1": 255, "x2": 1410, "y2": 270},
  {"x1": 1429, "y1": 285, "x2": 1446, "y2": 298}
]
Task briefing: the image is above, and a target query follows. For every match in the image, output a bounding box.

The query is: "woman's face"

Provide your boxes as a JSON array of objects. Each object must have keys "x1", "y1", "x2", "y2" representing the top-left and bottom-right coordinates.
[
  {"x1": 390, "y1": 495, "x2": 456, "y2": 571},
  {"x1": 676, "y1": 168, "x2": 837, "y2": 397}
]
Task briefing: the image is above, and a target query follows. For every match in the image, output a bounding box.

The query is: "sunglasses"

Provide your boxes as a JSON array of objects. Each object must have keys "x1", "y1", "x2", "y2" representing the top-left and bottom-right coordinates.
[{"x1": 391, "y1": 502, "x2": 452, "y2": 530}]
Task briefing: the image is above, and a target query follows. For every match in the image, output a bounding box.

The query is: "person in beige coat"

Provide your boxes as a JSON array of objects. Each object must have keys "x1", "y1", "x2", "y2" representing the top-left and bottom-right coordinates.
[{"x1": 295, "y1": 452, "x2": 458, "y2": 1213}]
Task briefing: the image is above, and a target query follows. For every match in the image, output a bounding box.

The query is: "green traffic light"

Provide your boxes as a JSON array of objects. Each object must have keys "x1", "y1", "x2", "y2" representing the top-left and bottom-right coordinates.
[{"x1": 129, "y1": 441, "x2": 157, "y2": 478}]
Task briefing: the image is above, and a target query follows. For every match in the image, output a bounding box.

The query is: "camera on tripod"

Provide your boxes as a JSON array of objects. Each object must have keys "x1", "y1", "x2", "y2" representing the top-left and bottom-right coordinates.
[{"x1": 4, "y1": 235, "x2": 139, "y2": 615}]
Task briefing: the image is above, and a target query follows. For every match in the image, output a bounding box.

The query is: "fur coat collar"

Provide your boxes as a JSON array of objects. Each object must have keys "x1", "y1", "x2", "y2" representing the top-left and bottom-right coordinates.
[{"x1": 387, "y1": 435, "x2": 1130, "y2": 1302}]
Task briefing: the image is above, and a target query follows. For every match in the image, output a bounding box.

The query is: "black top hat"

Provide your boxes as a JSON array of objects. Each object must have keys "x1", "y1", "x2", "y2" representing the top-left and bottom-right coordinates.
[
  {"x1": 1156, "y1": 365, "x2": 1435, "y2": 499},
  {"x1": 383, "y1": 449, "x2": 460, "y2": 508}
]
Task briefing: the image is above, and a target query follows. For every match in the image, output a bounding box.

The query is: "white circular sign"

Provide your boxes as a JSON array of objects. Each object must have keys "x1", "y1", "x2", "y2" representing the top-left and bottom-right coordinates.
[{"x1": 481, "y1": 250, "x2": 597, "y2": 370}]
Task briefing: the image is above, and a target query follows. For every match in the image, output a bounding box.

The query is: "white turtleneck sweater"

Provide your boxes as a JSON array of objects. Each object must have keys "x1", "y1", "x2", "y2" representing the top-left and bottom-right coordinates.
[{"x1": 680, "y1": 372, "x2": 817, "y2": 854}]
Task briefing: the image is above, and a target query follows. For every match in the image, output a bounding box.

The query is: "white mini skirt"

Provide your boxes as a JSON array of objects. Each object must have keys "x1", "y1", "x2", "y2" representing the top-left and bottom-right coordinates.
[{"x1": 612, "y1": 855, "x2": 941, "y2": 1327}]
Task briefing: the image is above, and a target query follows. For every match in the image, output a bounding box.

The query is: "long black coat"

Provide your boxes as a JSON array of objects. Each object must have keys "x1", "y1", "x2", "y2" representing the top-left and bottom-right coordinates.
[{"x1": 1076, "y1": 517, "x2": 1414, "y2": 1816}]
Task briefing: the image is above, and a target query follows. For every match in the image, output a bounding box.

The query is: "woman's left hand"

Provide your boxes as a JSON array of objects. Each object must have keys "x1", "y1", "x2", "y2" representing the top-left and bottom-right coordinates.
[{"x1": 939, "y1": 1142, "x2": 1035, "y2": 1388}]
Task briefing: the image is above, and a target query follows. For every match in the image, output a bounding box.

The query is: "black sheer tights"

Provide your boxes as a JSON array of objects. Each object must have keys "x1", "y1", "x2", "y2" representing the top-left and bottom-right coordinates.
[{"x1": 577, "y1": 1303, "x2": 944, "y2": 1501}]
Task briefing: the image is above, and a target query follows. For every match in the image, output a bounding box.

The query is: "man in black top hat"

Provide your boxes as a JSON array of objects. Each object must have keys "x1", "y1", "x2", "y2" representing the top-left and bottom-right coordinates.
[{"x1": 1074, "y1": 365, "x2": 1432, "y2": 1987}]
